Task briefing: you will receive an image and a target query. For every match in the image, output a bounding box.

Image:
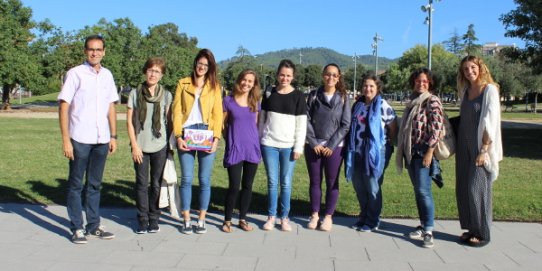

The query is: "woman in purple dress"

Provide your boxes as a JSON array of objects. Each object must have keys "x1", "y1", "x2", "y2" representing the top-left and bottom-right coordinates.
[{"x1": 221, "y1": 69, "x2": 262, "y2": 233}]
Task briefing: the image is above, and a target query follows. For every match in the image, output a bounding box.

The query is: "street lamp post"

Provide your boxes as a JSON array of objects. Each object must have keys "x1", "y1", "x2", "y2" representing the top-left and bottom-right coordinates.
[
  {"x1": 421, "y1": 0, "x2": 440, "y2": 70},
  {"x1": 352, "y1": 53, "x2": 360, "y2": 98},
  {"x1": 371, "y1": 33, "x2": 383, "y2": 75}
]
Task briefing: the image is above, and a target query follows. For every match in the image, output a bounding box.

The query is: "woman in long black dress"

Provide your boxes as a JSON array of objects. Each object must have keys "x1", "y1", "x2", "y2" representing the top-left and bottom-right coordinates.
[{"x1": 455, "y1": 55, "x2": 503, "y2": 247}]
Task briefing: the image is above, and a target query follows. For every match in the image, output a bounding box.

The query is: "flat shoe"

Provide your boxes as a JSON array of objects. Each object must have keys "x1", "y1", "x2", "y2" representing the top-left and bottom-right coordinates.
[
  {"x1": 459, "y1": 232, "x2": 471, "y2": 244},
  {"x1": 222, "y1": 221, "x2": 233, "y2": 233},
  {"x1": 238, "y1": 220, "x2": 253, "y2": 232},
  {"x1": 468, "y1": 236, "x2": 489, "y2": 247}
]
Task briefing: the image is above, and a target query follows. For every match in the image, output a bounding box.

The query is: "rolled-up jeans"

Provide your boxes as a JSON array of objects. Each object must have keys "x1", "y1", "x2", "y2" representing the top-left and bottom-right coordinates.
[{"x1": 407, "y1": 155, "x2": 435, "y2": 232}]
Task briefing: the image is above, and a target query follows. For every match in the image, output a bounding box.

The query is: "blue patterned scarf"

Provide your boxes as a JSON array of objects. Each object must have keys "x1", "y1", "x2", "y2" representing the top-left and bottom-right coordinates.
[{"x1": 345, "y1": 95, "x2": 385, "y2": 181}]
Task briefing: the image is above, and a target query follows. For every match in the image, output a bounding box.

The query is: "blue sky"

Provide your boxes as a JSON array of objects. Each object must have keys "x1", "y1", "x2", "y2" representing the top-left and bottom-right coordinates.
[{"x1": 21, "y1": 0, "x2": 524, "y2": 61}]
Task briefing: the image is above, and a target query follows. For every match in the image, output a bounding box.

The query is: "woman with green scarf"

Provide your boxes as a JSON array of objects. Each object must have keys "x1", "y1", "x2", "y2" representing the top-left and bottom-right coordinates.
[{"x1": 127, "y1": 57, "x2": 172, "y2": 234}]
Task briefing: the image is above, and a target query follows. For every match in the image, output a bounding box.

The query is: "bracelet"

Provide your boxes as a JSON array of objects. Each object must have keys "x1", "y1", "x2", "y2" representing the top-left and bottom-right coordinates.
[
  {"x1": 110, "y1": 135, "x2": 117, "y2": 139},
  {"x1": 480, "y1": 148, "x2": 487, "y2": 154}
]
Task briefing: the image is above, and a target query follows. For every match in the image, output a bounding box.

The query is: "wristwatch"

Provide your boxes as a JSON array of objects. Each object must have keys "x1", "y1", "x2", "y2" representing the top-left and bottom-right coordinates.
[{"x1": 110, "y1": 135, "x2": 118, "y2": 140}]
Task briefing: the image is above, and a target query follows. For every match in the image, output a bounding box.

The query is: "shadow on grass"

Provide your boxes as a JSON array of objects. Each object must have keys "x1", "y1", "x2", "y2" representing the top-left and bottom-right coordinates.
[
  {"x1": 502, "y1": 128, "x2": 542, "y2": 160},
  {"x1": 26, "y1": 179, "x2": 135, "y2": 207},
  {"x1": 0, "y1": 185, "x2": 71, "y2": 239}
]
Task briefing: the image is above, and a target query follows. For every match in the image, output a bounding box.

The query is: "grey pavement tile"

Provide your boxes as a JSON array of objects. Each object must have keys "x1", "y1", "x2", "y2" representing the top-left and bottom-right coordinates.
[
  {"x1": 196, "y1": 229, "x2": 266, "y2": 245},
  {"x1": 366, "y1": 245, "x2": 444, "y2": 263},
  {"x1": 154, "y1": 239, "x2": 227, "y2": 255},
  {"x1": 177, "y1": 254, "x2": 257, "y2": 271},
  {"x1": 410, "y1": 262, "x2": 490, "y2": 271},
  {"x1": 0, "y1": 230, "x2": 36, "y2": 243},
  {"x1": 438, "y1": 244, "x2": 522, "y2": 267},
  {"x1": 101, "y1": 250, "x2": 183, "y2": 267},
  {"x1": 0, "y1": 243, "x2": 47, "y2": 262},
  {"x1": 131, "y1": 267, "x2": 211, "y2": 271},
  {"x1": 28, "y1": 245, "x2": 115, "y2": 263},
  {"x1": 46, "y1": 262, "x2": 132, "y2": 271},
  {"x1": 4, "y1": 259, "x2": 56, "y2": 271},
  {"x1": 499, "y1": 244, "x2": 542, "y2": 268},
  {"x1": 296, "y1": 243, "x2": 370, "y2": 261},
  {"x1": 223, "y1": 242, "x2": 296, "y2": 259},
  {"x1": 263, "y1": 229, "x2": 331, "y2": 246},
  {"x1": 255, "y1": 257, "x2": 334, "y2": 271},
  {"x1": 335, "y1": 260, "x2": 413, "y2": 271}
]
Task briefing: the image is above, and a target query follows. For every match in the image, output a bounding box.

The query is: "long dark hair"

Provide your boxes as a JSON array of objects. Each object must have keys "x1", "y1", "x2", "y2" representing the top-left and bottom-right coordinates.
[
  {"x1": 233, "y1": 69, "x2": 261, "y2": 112},
  {"x1": 322, "y1": 63, "x2": 346, "y2": 98},
  {"x1": 191, "y1": 48, "x2": 218, "y2": 90}
]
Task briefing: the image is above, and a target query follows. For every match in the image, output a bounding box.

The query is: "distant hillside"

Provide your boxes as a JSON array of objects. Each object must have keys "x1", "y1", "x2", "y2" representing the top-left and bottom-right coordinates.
[{"x1": 219, "y1": 47, "x2": 397, "y2": 70}]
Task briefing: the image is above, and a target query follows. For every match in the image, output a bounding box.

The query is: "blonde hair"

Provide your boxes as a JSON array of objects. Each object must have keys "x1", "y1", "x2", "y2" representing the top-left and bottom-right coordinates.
[{"x1": 457, "y1": 55, "x2": 499, "y2": 96}]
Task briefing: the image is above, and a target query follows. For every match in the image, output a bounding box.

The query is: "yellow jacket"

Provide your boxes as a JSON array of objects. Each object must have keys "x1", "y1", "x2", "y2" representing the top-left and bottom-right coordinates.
[{"x1": 172, "y1": 77, "x2": 223, "y2": 139}]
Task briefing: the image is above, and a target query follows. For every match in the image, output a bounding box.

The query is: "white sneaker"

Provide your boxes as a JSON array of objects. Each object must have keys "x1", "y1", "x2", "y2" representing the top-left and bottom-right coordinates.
[
  {"x1": 307, "y1": 215, "x2": 319, "y2": 230},
  {"x1": 262, "y1": 216, "x2": 276, "y2": 231},
  {"x1": 281, "y1": 218, "x2": 292, "y2": 232}
]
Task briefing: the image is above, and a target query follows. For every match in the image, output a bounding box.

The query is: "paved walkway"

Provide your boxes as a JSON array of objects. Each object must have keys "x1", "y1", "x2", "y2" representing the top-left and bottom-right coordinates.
[{"x1": 0, "y1": 203, "x2": 540, "y2": 271}]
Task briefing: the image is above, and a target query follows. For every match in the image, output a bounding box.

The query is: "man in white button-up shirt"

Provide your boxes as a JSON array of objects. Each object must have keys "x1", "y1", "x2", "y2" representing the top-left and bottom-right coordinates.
[{"x1": 58, "y1": 35, "x2": 119, "y2": 244}]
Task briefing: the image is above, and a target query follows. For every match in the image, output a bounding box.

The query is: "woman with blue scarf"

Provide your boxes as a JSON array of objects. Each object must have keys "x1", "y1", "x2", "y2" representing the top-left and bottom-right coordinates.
[{"x1": 345, "y1": 73, "x2": 397, "y2": 232}]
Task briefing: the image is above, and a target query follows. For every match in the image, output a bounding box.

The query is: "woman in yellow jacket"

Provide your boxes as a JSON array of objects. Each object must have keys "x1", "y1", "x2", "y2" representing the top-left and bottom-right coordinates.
[{"x1": 172, "y1": 49, "x2": 223, "y2": 234}]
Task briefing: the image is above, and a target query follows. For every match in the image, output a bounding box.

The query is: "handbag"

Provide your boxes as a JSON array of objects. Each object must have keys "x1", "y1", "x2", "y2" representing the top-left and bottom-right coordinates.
[
  {"x1": 162, "y1": 152, "x2": 177, "y2": 185},
  {"x1": 434, "y1": 113, "x2": 456, "y2": 160},
  {"x1": 426, "y1": 98, "x2": 456, "y2": 160}
]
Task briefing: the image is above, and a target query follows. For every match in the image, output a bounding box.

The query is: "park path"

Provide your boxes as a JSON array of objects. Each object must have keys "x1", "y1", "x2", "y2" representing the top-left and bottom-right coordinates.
[{"x1": 0, "y1": 203, "x2": 540, "y2": 271}]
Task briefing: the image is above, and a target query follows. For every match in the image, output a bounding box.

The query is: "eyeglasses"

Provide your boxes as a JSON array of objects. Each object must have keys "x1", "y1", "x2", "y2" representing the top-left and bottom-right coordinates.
[
  {"x1": 415, "y1": 79, "x2": 429, "y2": 84},
  {"x1": 196, "y1": 62, "x2": 209, "y2": 69},
  {"x1": 324, "y1": 73, "x2": 339, "y2": 78},
  {"x1": 146, "y1": 69, "x2": 162, "y2": 75},
  {"x1": 86, "y1": 48, "x2": 104, "y2": 53}
]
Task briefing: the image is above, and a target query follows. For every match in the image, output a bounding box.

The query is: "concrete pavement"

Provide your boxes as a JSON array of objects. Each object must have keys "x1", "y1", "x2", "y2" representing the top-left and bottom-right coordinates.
[{"x1": 0, "y1": 203, "x2": 540, "y2": 271}]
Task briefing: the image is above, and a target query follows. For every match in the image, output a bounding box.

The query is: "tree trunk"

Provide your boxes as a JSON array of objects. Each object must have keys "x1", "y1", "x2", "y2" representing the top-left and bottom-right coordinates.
[
  {"x1": 534, "y1": 93, "x2": 538, "y2": 114},
  {"x1": 1, "y1": 85, "x2": 11, "y2": 110}
]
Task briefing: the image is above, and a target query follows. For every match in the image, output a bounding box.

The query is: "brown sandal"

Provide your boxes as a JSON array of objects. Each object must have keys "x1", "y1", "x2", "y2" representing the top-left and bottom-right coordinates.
[
  {"x1": 238, "y1": 220, "x2": 253, "y2": 232},
  {"x1": 222, "y1": 221, "x2": 233, "y2": 233}
]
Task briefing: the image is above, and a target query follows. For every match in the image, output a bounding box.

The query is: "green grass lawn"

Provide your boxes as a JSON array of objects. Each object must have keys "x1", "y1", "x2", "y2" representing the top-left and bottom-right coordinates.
[{"x1": 0, "y1": 117, "x2": 540, "y2": 221}]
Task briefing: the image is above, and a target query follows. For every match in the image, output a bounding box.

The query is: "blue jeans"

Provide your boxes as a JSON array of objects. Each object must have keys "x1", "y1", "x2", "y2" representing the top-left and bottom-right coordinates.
[
  {"x1": 66, "y1": 139, "x2": 109, "y2": 233},
  {"x1": 351, "y1": 144, "x2": 393, "y2": 228},
  {"x1": 261, "y1": 145, "x2": 297, "y2": 218},
  {"x1": 178, "y1": 123, "x2": 216, "y2": 211},
  {"x1": 407, "y1": 156, "x2": 435, "y2": 232}
]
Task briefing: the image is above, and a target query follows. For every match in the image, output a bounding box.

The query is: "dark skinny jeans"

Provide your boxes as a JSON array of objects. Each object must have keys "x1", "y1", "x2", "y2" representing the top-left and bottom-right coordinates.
[{"x1": 134, "y1": 146, "x2": 167, "y2": 223}]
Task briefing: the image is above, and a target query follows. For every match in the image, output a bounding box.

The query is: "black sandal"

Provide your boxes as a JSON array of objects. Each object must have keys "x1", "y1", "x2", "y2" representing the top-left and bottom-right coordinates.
[
  {"x1": 459, "y1": 232, "x2": 472, "y2": 244},
  {"x1": 468, "y1": 236, "x2": 489, "y2": 247}
]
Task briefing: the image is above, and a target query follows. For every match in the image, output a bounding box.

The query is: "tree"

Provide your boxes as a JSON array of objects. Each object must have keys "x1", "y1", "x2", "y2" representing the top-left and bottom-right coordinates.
[
  {"x1": 443, "y1": 29, "x2": 464, "y2": 56},
  {"x1": 500, "y1": 0, "x2": 542, "y2": 74},
  {"x1": 463, "y1": 24, "x2": 482, "y2": 56},
  {"x1": 303, "y1": 64, "x2": 323, "y2": 90},
  {"x1": 140, "y1": 23, "x2": 199, "y2": 92},
  {"x1": 235, "y1": 45, "x2": 251, "y2": 61},
  {"x1": 0, "y1": 0, "x2": 39, "y2": 108},
  {"x1": 343, "y1": 64, "x2": 366, "y2": 94}
]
